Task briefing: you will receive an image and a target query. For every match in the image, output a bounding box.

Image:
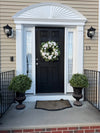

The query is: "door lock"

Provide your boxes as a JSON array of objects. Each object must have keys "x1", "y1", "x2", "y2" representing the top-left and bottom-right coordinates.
[{"x1": 36, "y1": 62, "x2": 38, "y2": 66}]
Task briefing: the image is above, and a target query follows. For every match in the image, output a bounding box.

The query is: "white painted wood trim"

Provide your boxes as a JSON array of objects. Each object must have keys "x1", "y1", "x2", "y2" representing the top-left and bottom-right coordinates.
[
  {"x1": 25, "y1": 94, "x2": 75, "y2": 102},
  {"x1": 67, "y1": 28, "x2": 76, "y2": 92},
  {"x1": 66, "y1": 27, "x2": 84, "y2": 92},
  {"x1": 13, "y1": 2, "x2": 86, "y2": 23},
  {"x1": 15, "y1": 2, "x2": 86, "y2": 98},
  {"x1": 64, "y1": 28, "x2": 68, "y2": 94},
  {"x1": 23, "y1": 27, "x2": 78, "y2": 94},
  {"x1": 14, "y1": 20, "x2": 86, "y2": 27},
  {"x1": 16, "y1": 26, "x2": 84, "y2": 94},
  {"x1": 16, "y1": 24, "x2": 24, "y2": 75},
  {"x1": 13, "y1": 3, "x2": 86, "y2": 27},
  {"x1": 75, "y1": 26, "x2": 84, "y2": 73},
  {"x1": 32, "y1": 27, "x2": 36, "y2": 95},
  {"x1": 23, "y1": 27, "x2": 35, "y2": 93}
]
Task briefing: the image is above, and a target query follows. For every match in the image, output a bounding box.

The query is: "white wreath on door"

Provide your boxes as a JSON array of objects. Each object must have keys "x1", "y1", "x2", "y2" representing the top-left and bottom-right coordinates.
[{"x1": 40, "y1": 41, "x2": 60, "y2": 62}]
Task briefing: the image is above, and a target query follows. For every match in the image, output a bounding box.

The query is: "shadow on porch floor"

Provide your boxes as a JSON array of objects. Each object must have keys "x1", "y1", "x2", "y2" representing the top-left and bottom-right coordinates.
[{"x1": 0, "y1": 101, "x2": 100, "y2": 130}]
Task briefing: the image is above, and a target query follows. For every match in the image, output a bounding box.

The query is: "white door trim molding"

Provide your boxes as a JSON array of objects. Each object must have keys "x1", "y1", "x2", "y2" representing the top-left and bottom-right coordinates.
[
  {"x1": 16, "y1": 24, "x2": 24, "y2": 75},
  {"x1": 13, "y1": 2, "x2": 86, "y2": 26},
  {"x1": 14, "y1": 2, "x2": 86, "y2": 95},
  {"x1": 23, "y1": 27, "x2": 35, "y2": 93}
]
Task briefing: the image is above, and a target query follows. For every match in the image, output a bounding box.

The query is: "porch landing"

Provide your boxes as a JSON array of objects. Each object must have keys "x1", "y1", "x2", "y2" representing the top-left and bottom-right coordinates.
[{"x1": 0, "y1": 101, "x2": 100, "y2": 131}]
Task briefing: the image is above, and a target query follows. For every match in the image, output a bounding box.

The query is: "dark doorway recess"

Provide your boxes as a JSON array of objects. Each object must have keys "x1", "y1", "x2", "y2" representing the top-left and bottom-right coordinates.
[{"x1": 36, "y1": 27, "x2": 64, "y2": 93}]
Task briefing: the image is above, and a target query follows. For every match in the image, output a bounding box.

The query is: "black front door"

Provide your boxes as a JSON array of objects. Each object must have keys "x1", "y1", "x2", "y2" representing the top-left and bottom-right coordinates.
[{"x1": 36, "y1": 27, "x2": 64, "y2": 93}]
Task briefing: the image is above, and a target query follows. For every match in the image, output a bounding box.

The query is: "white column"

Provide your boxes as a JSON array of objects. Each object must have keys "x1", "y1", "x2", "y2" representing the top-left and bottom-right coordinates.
[
  {"x1": 64, "y1": 27, "x2": 68, "y2": 94},
  {"x1": 32, "y1": 27, "x2": 36, "y2": 94},
  {"x1": 75, "y1": 26, "x2": 84, "y2": 74},
  {"x1": 16, "y1": 24, "x2": 23, "y2": 75}
]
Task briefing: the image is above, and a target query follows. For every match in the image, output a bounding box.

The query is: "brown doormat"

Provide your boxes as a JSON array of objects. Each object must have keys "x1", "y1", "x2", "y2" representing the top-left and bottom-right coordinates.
[{"x1": 35, "y1": 99, "x2": 72, "y2": 111}]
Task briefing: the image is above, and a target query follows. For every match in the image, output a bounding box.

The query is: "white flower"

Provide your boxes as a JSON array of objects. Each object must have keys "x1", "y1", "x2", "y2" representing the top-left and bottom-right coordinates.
[
  {"x1": 52, "y1": 52, "x2": 54, "y2": 55},
  {"x1": 55, "y1": 52, "x2": 58, "y2": 56},
  {"x1": 44, "y1": 43, "x2": 48, "y2": 48},
  {"x1": 48, "y1": 41, "x2": 52, "y2": 45},
  {"x1": 48, "y1": 56, "x2": 52, "y2": 60},
  {"x1": 42, "y1": 52, "x2": 45, "y2": 56},
  {"x1": 44, "y1": 49, "x2": 46, "y2": 52},
  {"x1": 53, "y1": 42, "x2": 56, "y2": 46},
  {"x1": 53, "y1": 49, "x2": 56, "y2": 52},
  {"x1": 40, "y1": 41, "x2": 60, "y2": 61},
  {"x1": 46, "y1": 53, "x2": 49, "y2": 56}
]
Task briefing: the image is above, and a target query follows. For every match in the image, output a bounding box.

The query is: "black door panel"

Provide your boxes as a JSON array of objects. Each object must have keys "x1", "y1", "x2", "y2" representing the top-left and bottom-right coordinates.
[{"x1": 36, "y1": 27, "x2": 64, "y2": 93}]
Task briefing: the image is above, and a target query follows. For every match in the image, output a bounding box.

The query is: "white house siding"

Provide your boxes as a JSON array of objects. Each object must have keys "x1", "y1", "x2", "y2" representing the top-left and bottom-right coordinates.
[{"x1": 0, "y1": 0, "x2": 99, "y2": 72}]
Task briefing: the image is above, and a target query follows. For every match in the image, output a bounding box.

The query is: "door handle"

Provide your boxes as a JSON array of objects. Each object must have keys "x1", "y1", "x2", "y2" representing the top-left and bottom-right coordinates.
[{"x1": 36, "y1": 62, "x2": 38, "y2": 66}]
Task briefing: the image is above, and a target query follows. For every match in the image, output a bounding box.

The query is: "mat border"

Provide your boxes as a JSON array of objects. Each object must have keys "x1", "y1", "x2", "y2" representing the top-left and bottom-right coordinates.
[{"x1": 35, "y1": 100, "x2": 72, "y2": 111}]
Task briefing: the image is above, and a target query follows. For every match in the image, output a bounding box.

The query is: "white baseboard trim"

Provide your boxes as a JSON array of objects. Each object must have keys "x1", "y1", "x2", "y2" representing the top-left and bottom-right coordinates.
[{"x1": 25, "y1": 93, "x2": 75, "y2": 102}]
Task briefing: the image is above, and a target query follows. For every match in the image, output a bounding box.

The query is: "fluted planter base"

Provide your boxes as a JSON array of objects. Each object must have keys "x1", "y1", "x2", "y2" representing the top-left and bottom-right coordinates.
[
  {"x1": 73, "y1": 100, "x2": 82, "y2": 106},
  {"x1": 16, "y1": 104, "x2": 25, "y2": 110},
  {"x1": 16, "y1": 92, "x2": 26, "y2": 110},
  {"x1": 73, "y1": 87, "x2": 83, "y2": 106}
]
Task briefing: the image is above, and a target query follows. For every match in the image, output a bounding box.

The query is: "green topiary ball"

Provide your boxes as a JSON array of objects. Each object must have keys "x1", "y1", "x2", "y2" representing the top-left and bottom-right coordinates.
[
  {"x1": 8, "y1": 74, "x2": 32, "y2": 93},
  {"x1": 69, "y1": 73, "x2": 88, "y2": 88}
]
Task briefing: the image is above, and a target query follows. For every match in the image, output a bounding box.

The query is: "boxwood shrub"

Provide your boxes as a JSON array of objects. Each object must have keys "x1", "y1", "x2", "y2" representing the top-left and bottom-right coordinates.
[
  {"x1": 69, "y1": 73, "x2": 88, "y2": 88},
  {"x1": 8, "y1": 74, "x2": 32, "y2": 93}
]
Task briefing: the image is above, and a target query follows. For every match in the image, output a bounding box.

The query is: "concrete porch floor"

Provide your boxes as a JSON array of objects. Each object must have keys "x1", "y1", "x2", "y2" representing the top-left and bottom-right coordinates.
[{"x1": 0, "y1": 101, "x2": 100, "y2": 130}]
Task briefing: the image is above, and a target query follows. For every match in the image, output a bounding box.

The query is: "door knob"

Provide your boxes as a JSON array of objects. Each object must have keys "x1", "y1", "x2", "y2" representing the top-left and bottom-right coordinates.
[{"x1": 36, "y1": 62, "x2": 38, "y2": 66}]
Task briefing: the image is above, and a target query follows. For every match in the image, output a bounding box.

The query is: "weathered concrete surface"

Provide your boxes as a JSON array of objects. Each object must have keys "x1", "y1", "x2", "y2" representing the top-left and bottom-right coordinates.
[{"x1": 0, "y1": 101, "x2": 100, "y2": 130}]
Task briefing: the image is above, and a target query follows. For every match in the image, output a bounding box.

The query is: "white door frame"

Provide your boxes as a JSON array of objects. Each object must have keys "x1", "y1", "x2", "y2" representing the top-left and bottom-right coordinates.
[
  {"x1": 14, "y1": 2, "x2": 86, "y2": 95},
  {"x1": 17, "y1": 25, "x2": 84, "y2": 94},
  {"x1": 23, "y1": 27, "x2": 35, "y2": 93}
]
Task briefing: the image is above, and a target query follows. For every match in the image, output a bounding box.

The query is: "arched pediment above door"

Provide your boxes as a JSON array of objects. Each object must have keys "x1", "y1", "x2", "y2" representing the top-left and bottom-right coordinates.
[
  {"x1": 13, "y1": 2, "x2": 86, "y2": 25},
  {"x1": 14, "y1": 2, "x2": 86, "y2": 95}
]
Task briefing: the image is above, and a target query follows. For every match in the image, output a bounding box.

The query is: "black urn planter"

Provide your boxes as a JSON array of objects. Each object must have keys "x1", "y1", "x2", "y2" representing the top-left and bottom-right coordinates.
[
  {"x1": 16, "y1": 92, "x2": 26, "y2": 110},
  {"x1": 73, "y1": 87, "x2": 83, "y2": 106}
]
